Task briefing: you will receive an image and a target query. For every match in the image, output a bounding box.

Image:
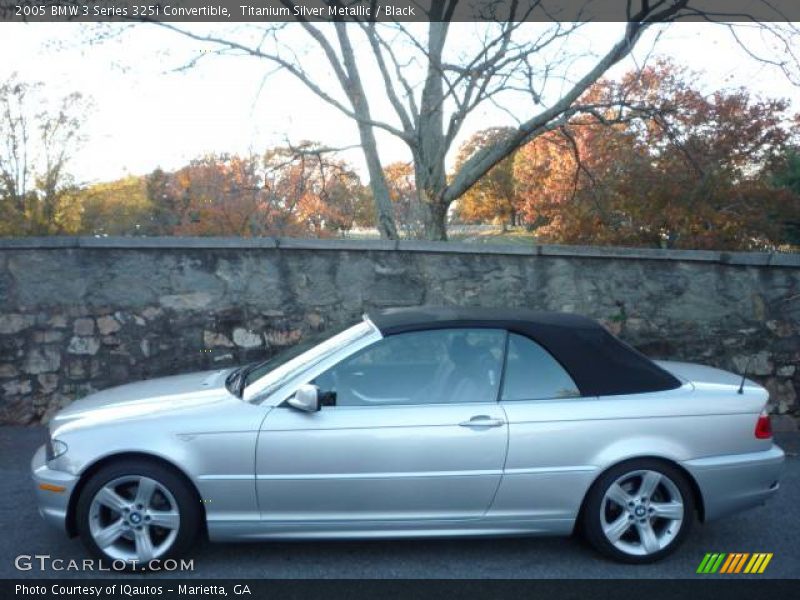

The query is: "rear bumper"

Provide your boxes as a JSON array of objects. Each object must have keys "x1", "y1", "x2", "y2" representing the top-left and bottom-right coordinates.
[
  {"x1": 31, "y1": 444, "x2": 79, "y2": 534},
  {"x1": 682, "y1": 444, "x2": 784, "y2": 521}
]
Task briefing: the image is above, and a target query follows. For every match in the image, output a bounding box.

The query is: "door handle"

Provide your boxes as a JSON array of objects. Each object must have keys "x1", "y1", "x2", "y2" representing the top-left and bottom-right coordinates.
[{"x1": 459, "y1": 415, "x2": 505, "y2": 428}]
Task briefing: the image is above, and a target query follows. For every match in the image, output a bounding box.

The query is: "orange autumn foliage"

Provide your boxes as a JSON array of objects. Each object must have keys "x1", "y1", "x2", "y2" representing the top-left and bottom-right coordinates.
[
  {"x1": 151, "y1": 148, "x2": 371, "y2": 238},
  {"x1": 459, "y1": 60, "x2": 800, "y2": 250}
]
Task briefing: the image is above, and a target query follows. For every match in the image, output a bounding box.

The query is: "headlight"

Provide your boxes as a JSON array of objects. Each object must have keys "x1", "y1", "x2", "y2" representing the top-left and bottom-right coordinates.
[{"x1": 45, "y1": 439, "x2": 68, "y2": 461}]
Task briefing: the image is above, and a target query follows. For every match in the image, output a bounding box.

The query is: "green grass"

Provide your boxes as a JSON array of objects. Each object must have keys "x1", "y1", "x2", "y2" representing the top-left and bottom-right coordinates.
[{"x1": 449, "y1": 226, "x2": 538, "y2": 245}]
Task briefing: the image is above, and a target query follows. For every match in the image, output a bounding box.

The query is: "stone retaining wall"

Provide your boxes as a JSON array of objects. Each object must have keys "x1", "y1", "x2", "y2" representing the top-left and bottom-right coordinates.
[{"x1": 1, "y1": 237, "x2": 798, "y2": 426}]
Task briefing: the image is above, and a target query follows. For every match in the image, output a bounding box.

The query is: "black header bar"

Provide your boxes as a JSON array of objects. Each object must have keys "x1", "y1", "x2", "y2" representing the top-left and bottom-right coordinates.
[{"x1": 1, "y1": 0, "x2": 799, "y2": 23}]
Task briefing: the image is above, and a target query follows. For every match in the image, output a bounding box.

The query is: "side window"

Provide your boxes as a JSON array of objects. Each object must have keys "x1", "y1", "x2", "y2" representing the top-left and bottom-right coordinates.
[
  {"x1": 314, "y1": 328, "x2": 505, "y2": 407},
  {"x1": 501, "y1": 333, "x2": 580, "y2": 401}
]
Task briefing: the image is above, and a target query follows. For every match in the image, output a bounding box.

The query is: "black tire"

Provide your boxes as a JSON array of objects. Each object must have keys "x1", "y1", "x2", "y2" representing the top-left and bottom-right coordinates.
[
  {"x1": 581, "y1": 458, "x2": 695, "y2": 564},
  {"x1": 76, "y1": 459, "x2": 201, "y2": 571}
]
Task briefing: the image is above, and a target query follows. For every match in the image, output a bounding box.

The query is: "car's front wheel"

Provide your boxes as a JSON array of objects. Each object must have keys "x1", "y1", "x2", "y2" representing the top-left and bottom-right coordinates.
[
  {"x1": 76, "y1": 459, "x2": 201, "y2": 569},
  {"x1": 582, "y1": 459, "x2": 695, "y2": 563}
]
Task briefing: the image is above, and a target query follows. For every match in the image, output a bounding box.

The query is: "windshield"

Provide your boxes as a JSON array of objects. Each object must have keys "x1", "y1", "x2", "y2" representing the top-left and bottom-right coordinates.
[{"x1": 240, "y1": 319, "x2": 377, "y2": 403}]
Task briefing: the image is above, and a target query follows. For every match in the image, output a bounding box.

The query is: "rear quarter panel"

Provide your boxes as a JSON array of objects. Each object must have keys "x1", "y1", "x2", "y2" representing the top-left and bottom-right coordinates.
[{"x1": 489, "y1": 382, "x2": 770, "y2": 521}]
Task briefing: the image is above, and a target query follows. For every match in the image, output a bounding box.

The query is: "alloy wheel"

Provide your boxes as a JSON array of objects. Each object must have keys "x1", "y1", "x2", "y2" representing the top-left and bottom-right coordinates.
[
  {"x1": 599, "y1": 469, "x2": 684, "y2": 557},
  {"x1": 88, "y1": 475, "x2": 180, "y2": 563}
]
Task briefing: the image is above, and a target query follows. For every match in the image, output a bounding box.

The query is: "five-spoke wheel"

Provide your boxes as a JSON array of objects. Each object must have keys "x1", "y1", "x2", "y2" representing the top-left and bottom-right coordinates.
[
  {"x1": 583, "y1": 459, "x2": 694, "y2": 563},
  {"x1": 88, "y1": 475, "x2": 181, "y2": 562},
  {"x1": 77, "y1": 460, "x2": 200, "y2": 569}
]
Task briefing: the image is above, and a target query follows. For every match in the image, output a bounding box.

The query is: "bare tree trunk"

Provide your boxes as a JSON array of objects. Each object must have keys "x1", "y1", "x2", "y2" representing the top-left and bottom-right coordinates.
[
  {"x1": 333, "y1": 22, "x2": 398, "y2": 240},
  {"x1": 413, "y1": 151, "x2": 448, "y2": 240},
  {"x1": 421, "y1": 198, "x2": 448, "y2": 240},
  {"x1": 355, "y1": 118, "x2": 397, "y2": 240},
  {"x1": 415, "y1": 18, "x2": 450, "y2": 240}
]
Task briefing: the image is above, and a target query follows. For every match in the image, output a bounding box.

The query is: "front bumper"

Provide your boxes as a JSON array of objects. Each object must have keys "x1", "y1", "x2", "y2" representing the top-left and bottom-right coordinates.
[
  {"x1": 31, "y1": 444, "x2": 79, "y2": 533},
  {"x1": 683, "y1": 444, "x2": 784, "y2": 521}
]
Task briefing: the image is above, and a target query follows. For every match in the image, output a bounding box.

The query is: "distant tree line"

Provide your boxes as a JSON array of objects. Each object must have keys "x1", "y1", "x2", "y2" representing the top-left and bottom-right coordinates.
[
  {"x1": 81, "y1": 147, "x2": 377, "y2": 238},
  {"x1": 1, "y1": 62, "x2": 799, "y2": 250}
]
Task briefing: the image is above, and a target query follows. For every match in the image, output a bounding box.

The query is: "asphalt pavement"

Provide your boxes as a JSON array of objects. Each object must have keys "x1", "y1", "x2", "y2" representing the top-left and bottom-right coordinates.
[{"x1": 1, "y1": 426, "x2": 797, "y2": 579}]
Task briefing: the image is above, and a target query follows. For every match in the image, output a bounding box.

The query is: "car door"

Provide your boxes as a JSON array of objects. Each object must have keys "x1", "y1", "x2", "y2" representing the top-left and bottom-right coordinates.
[
  {"x1": 489, "y1": 332, "x2": 597, "y2": 522},
  {"x1": 256, "y1": 328, "x2": 508, "y2": 524}
]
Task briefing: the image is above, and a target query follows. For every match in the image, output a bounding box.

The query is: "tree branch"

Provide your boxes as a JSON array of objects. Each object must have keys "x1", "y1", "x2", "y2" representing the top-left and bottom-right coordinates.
[
  {"x1": 444, "y1": 0, "x2": 693, "y2": 203},
  {"x1": 153, "y1": 21, "x2": 410, "y2": 142}
]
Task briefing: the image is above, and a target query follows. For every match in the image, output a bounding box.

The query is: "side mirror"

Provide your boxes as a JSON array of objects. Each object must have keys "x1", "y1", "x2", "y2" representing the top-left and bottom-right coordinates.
[{"x1": 287, "y1": 384, "x2": 320, "y2": 412}]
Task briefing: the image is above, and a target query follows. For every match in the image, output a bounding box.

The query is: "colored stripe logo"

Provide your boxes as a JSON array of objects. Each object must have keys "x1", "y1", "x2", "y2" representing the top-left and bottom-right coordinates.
[{"x1": 696, "y1": 553, "x2": 773, "y2": 574}]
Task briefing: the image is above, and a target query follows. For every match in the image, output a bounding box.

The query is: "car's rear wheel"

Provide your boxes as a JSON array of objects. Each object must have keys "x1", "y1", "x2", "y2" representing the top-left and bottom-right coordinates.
[
  {"x1": 76, "y1": 460, "x2": 200, "y2": 569},
  {"x1": 582, "y1": 459, "x2": 694, "y2": 563}
]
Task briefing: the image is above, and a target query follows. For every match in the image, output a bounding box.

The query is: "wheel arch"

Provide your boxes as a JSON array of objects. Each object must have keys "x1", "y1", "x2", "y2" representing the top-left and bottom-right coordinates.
[
  {"x1": 574, "y1": 455, "x2": 706, "y2": 533},
  {"x1": 66, "y1": 452, "x2": 207, "y2": 538}
]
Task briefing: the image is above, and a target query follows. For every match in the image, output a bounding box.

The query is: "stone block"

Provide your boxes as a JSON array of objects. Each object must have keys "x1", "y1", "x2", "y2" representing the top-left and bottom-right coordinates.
[
  {"x1": 764, "y1": 377, "x2": 797, "y2": 414},
  {"x1": 37, "y1": 373, "x2": 59, "y2": 394},
  {"x1": 204, "y1": 331, "x2": 234, "y2": 348},
  {"x1": 233, "y1": 328, "x2": 263, "y2": 348},
  {"x1": 732, "y1": 351, "x2": 773, "y2": 376},
  {"x1": 47, "y1": 315, "x2": 68, "y2": 328},
  {"x1": 67, "y1": 336, "x2": 101, "y2": 356},
  {"x1": 159, "y1": 292, "x2": 213, "y2": 311},
  {"x1": 2, "y1": 379, "x2": 32, "y2": 396},
  {"x1": 73, "y1": 318, "x2": 95, "y2": 336},
  {"x1": 22, "y1": 347, "x2": 61, "y2": 374},
  {"x1": 0, "y1": 363, "x2": 18, "y2": 378},
  {"x1": 97, "y1": 315, "x2": 122, "y2": 335},
  {"x1": 0, "y1": 314, "x2": 35, "y2": 335},
  {"x1": 33, "y1": 330, "x2": 63, "y2": 344}
]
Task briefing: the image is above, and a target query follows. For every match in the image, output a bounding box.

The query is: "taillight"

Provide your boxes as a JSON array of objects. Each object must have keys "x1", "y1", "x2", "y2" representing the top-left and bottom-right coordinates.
[{"x1": 755, "y1": 410, "x2": 772, "y2": 439}]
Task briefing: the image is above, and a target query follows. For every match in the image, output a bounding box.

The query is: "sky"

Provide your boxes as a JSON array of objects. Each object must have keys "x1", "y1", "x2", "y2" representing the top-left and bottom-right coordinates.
[{"x1": 0, "y1": 21, "x2": 798, "y2": 186}]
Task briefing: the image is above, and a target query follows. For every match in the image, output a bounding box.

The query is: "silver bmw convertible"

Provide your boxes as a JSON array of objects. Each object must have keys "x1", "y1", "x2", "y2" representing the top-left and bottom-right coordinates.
[{"x1": 32, "y1": 307, "x2": 784, "y2": 567}]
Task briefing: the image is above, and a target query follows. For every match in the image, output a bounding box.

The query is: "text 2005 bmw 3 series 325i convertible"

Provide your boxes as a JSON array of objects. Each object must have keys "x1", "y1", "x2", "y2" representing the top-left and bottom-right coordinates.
[{"x1": 32, "y1": 307, "x2": 784, "y2": 567}]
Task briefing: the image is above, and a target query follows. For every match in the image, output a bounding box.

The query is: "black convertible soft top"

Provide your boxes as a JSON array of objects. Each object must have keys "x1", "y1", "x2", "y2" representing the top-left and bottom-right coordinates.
[{"x1": 367, "y1": 307, "x2": 681, "y2": 397}]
